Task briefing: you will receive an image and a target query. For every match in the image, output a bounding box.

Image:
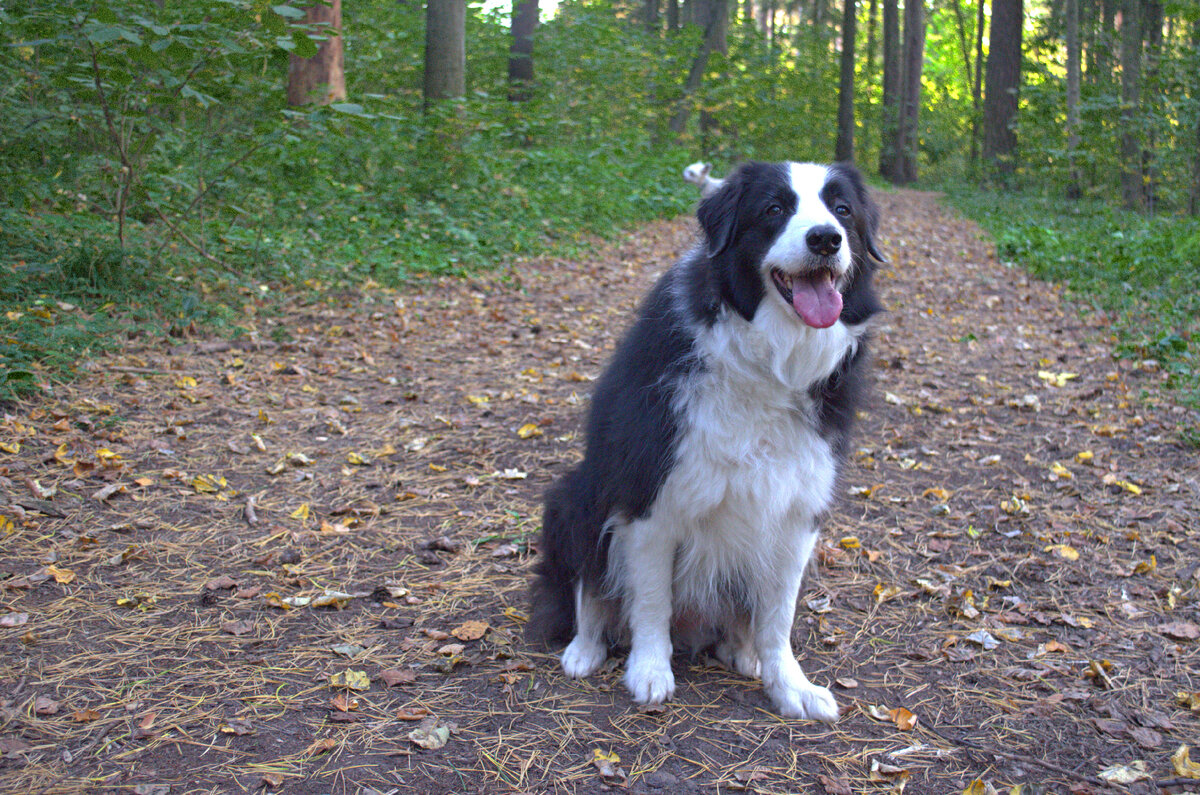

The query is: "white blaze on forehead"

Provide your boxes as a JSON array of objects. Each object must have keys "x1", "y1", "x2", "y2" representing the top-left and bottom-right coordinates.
[{"x1": 762, "y1": 162, "x2": 852, "y2": 275}]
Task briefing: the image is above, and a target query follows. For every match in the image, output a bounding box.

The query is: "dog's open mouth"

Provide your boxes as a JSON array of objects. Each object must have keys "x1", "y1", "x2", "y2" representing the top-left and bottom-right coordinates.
[{"x1": 771, "y1": 268, "x2": 843, "y2": 329}]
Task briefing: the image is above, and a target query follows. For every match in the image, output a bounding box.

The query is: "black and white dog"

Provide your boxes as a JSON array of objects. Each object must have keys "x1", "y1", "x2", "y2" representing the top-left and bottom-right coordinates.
[{"x1": 529, "y1": 161, "x2": 884, "y2": 721}]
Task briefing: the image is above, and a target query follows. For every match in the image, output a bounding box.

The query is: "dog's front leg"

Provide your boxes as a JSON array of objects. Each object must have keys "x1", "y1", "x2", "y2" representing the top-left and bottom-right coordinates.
[
  {"x1": 620, "y1": 520, "x2": 676, "y2": 704},
  {"x1": 754, "y1": 531, "x2": 839, "y2": 722}
]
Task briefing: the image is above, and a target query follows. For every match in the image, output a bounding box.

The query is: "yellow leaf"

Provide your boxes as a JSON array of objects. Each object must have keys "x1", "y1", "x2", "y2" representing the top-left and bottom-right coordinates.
[
  {"x1": 1049, "y1": 462, "x2": 1072, "y2": 479},
  {"x1": 174, "y1": 376, "x2": 197, "y2": 389},
  {"x1": 873, "y1": 583, "x2": 902, "y2": 603},
  {"x1": 429, "y1": 463, "x2": 447, "y2": 472},
  {"x1": 1176, "y1": 692, "x2": 1200, "y2": 712},
  {"x1": 258, "y1": 409, "x2": 273, "y2": 424},
  {"x1": 922, "y1": 487, "x2": 952, "y2": 501},
  {"x1": 839, "y1": 536, "x2": 861, "y2": 550},
  {"x1": 517, "y1": 423, "x2": 543, "y2": 439},
  {"x1": 46, "y1": 564, "x2": 76, "y2": 584},
  {"x1": 962, "y1": 780, "x2": 990, "y2": 795},
  {"x1": 329, "y1": 669, "x2": 370, "y2": 691},
  {"x1": 1037, "y1": 370, "x2": 1078, "y2": 387},
  {"x1": 1044, "y1": 544, "x2": 1079, "y2": 561},
  {"x1": 1075, "y1": 450, "x2": 1093, "y2": 463},
  {"x1": 192, "y1": 474, "x2": 225, "y2": 494},
  {"x1": 1098, "y1": 760, "x2": 1151, "y2": 784},
  {"x1": 290, "y1": 503, "x2": 310, "y2": 521},
  {"x1": 346, "y1": 452, "x2": 368, "y2": 465},
  {"x1": 889, "y1": 707, "x2": 918, "y2": 730},
  {"x1": 466, "y1": 395, "x2": 489, "y2": 405},
  {"x1": 592, "y1": 749, "x2": 621, "y2": 765},
  {"x1": 0, "y1": 442, "x2": 19, "y2": 454},
  {"x1": 1173, "y1": 745, "x2": 1200, "y2": 779},
  {"x1": 1133, "y1": 555, "x2": 1157, "y2": 574}
]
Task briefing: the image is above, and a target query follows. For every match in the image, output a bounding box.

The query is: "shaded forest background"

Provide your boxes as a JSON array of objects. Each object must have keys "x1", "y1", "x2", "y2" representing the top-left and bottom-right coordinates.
[{"x1": 1, "y1": 0, "x2": 1198, "y2": 416}]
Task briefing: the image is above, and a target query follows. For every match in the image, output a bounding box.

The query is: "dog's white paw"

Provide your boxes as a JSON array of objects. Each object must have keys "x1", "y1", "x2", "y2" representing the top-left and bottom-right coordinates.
[
  {"x1": 624, "y1": 653, "x2": 675, "y2": 704},
  {"x1": 561, "y1": 636, "x2": 607, "y2": 679},
  {"x1": 768, "y1": 676, "x2": 839, "y2": 722},
  {"x1": 714, "y1": 640, "x2": 761, "y2": 679}
]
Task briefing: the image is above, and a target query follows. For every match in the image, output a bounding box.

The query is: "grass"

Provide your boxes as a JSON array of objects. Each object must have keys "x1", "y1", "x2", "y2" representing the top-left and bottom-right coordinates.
[{"x1": 940, "y1": 185, "x2": 1200, "y2": 414}]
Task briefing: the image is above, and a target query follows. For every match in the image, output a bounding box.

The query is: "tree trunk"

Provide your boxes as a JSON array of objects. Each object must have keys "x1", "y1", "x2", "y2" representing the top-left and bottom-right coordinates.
[
  {"x1": 1119, "y1": 0, "x2": 1142, "y2": 209},
  {"x1": 860, "y1": 0, "x2": 877, "y2": 151},
  {"x1": 1191, "y1": 23, "x2": 1200, "y2": 216},
  {"x1": 286, "y1": 0, "x2": 346, "y2": 106},
  {"x1": 667, "y1": 0, "x2": 680, "y2": 31},
  {"x1": 897, "y1": 0, "x2": 925, "y2": 183},
  {"x1": 424, "y1": 0, "x2": 466, "y2": 109},
  {"x1": 644, "y1": 0, "x2": 661, "y2": 31},
  {"x1": 949, "y1": 0, "x2": 973, "y2": 103},
  {"x1": 981, "y1": 0, "x2": 1022, "y2": 176},
  {"x1": 834, "y1": 0, "x2": 858, "y2": 162},
  {"x1": 970, "y1": 0, "x2": 986, "y2": 167},
  {"x1": 508, "y1": 0, "x2": 539, "y2": 101},
  {"x1": 1141, "y1": 0, "x2": 1162, "y2": 212},
  {"x1": 1065, "y1": 0, "x2": 1082, "y2": 198},
  {"x1": 669, "y1": 0, "x2": 728, "y2": 135},
  {"x1": 878, "y1": 0, "x2": 900, "y2": 180}
]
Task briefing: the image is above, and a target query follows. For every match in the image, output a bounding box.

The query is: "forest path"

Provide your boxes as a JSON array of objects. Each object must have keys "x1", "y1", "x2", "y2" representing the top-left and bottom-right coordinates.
[{"x1": 1, "y1": 189, "x2": 1198, "y2": 794}]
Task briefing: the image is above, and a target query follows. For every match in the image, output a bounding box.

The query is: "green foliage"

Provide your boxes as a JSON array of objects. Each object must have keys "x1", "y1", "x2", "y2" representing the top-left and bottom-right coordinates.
[{"x1": 944, "y1": 186, "x2": 1200, "y2": 411}]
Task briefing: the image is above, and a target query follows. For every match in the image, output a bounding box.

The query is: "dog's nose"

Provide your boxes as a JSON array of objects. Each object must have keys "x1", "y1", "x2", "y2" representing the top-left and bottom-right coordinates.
[{"x1": 805, "y1": 225, "x2": 842, "y2": 257}]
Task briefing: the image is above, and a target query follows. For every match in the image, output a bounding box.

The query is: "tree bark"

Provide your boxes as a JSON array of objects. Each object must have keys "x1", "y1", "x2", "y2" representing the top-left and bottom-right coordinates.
[
  {"x1": 1141, "y1": 0, "x2": 1162, "y2": 212},
  {"x1": 1191, "y1": 23, "x2": 1200, "y2": 216},
  {"x1": 508, "y1": 0, "x2": 539, "y2": 101},
  {"x1": 981, "y1": 0, "x2": 1022, "y2": 176},
  {"x1": 878, "y1": 0, "x2": 900, "y2": 179},
  {"x1": 424, "y1": 0, "x2": 466, "y2": 109},
  {"x1": 1119, "y1": 0, "x2": 1142, "y2": 209},
  {"x1": 286, "y1": 0, "x2": 346, "y2": 106},
  {"x1": 666, "y1": 0, "x2": 680, "y2": 31},
  {"x1": 897, "y1": 0, "x2": 925, "y2": 183},
  {"x1": 1065, "y1": 0, "x2": 1082, "y2": 198},
  {"x1": 835, "y1": 0, "x2": 858, "y2": 162},
  {"x1": 669, "y1": 0, "x2": 728, "y2": 135},
  {"x1": 970, "y1": 0, "x2": 986, "y2": 166}
]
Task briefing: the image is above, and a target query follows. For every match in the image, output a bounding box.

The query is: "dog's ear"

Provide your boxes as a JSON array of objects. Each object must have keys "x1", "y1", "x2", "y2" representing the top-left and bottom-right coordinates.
[
  {"x1": 834, "y1": 162, "x2": 886, "y2": 263},
  {"x1": 696, "y1": 175, "x2": 740, "y2": 257}
]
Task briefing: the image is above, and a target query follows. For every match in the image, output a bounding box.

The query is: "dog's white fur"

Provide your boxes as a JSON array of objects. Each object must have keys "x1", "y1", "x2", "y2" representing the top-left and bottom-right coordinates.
[{"x1": 560, "y1": 163, "x2": 869, "y2": 721}]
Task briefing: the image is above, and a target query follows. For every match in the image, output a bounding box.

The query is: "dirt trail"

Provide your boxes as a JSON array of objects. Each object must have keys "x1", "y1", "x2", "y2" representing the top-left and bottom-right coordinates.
[{"x1": 1, "y1": 190, "x2": 1198, "y2": 794}]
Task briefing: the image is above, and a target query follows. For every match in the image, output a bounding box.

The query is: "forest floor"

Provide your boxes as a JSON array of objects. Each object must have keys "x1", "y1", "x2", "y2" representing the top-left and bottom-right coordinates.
[{"x1": 2, "y1": 190, "x2": 1199, "y2": 795}]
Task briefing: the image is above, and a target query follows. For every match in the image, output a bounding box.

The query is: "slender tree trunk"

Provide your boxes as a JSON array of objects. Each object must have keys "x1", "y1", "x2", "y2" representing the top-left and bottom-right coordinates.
[
  {"x1": 644, "y1": 0, "x2": 661, "y2": 31},
  {"x1": 970, "y1": 0, "x2": 986, "y2": 167},
  {"x1": 286, "y1": 0, "x2": 346, "y2": 106},
  {"x1": 669, "y1": 0, "x2": 728, "y2": 135},
  {"x1": 508, "y1": 0, "x2": 539, "y2": 101},
  {"x1": 898, "y1": 0, "x2": 925, "y2": 182},
  {"x1": 949, "y1": 0, "x2": 973, "y2": 103},
  {"x1": 878, "y1": 0, "x2": 900, "y2": 179},
  {"x1": 1065, "y1": 0, "x2": 1082, "y2": 198},
  {"x1": 861, "y1": 0, "x2": 878, "y2": 151},
  {"x1": 424, "y1": 0, "x2": 466, "y2": 108},
  {"x1": 1141, "y1": 0, "x2": 1162, "y2": 212},
  {"x1": 1119, "y1": 0, "x2": 1143, "y2": 209},
  {"x1": 1191, "y1": 24, "x2": 1200, "y2": 216},
  {"x1": 982, "y1": 0, "x2": 1022, "y2": 176},
  {"x1": 667, "y1": 0, "x2": 680, "y2": 31},
  {"x1": 834, "y1": 0, "x2": 858, "y2": 161}
]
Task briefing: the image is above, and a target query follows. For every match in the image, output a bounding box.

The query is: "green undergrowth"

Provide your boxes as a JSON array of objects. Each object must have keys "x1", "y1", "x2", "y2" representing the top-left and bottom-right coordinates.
[{"x1": 943, "y1": 185, "x2": 1200, "y2": 423}]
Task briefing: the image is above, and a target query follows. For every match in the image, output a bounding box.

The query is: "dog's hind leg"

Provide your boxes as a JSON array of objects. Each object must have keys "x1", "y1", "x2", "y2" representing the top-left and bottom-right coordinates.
[
  {"x1": 753, "y1": 529, "x2": 839, "y2": 722},
  {"x1": 713, "y1": 612, "x2": 761, "y2": 679},
  {"x1": 560, "y1": 582, "x2": 609, "y2": 678}
]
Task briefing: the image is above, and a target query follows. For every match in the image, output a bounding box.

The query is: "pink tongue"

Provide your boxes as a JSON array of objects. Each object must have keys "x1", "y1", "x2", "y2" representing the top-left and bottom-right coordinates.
[{"x1": 791, "y1": 272, "x2": 843, "y2": 328}]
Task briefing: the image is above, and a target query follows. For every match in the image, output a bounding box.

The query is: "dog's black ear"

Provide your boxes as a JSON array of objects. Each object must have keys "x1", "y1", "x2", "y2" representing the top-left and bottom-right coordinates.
[
  {"x1": 696, "y1": 176, "x2": 741, "y2": 257},
  {"x1": 834, "y1": 162, "x2": 887, "y2": 263}
]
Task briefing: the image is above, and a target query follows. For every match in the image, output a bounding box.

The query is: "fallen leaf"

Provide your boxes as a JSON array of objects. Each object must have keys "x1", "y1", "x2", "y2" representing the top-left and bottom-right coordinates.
[
  {"x1": 396, "y1": 706, "x2": 432, "y2": 721},
  {"x1": 71, "y1": 709, "x2": 101, "y2": 723},
  {"x1": 451, "y1": 620, "x2": 489, "y2": 641},
  {"x1": 516, "y1": 423, "x2": 543, "y2": 439},
  {"x1": 328, "y1": 669, "x2": 370, "y2": 691},
  {"x1": 0, "y1": 613, "x2": 29, "y2": 628},
  {"x1": 1159, "y1": 622, "x2": 1200, "y2": 641},
  {"x1": 290, "y1": 503, "x2": 311, "y2": 521},
  {"x1": 304, "y1": 737, "x2": 338, "y2": 757},
  {"x1": 33, "y1": 696, "x2": 59, "y2": 715},
  {"x1": 889, "y1": 707, "x2": 918, "y2": 730},
  {"x1": 408, "y1": 718, "x2": 451, "y2": 750},
  {"x1": 1176, "y1": 691, "x2": 1200, "y2": 713},
  {"x1": 330, "y1": 642, "x2": 365, "y2": 658},
  {"x1": 1043, "y1": 544, "x2": 1079, "y2": 561},
  {"x1": 381, "y1": 668, "x2": 417, "y2": 687},
  {"x1": 220, "y1": 619, "x2": 254, "y2": 636},
  {"x1": 1172, "y1": 745, "x2": 1200, "y2": 778},
  {"x1": 1097, "y1": 760, "x2": 1151, "y2": 784},
  {"x1": 330, "y1": 693, "x2": 358, "y2": 712},
  {"x1": 966, "y1": 629, "x2": 1000, "y2": 650},
  {"x1": 45, "y1": 564, "x2": 76, "y2": 584},
  {"x1": 818, "y1": 774, "x2": 853, "y2": 795},
  {"x1": 218, "y1": 719, "x2": 255, "y2": 736},
  {"x1": 203, "y1": 575, "x2": 238, "y2": 591},
  {"x1": 590, "y1": 749, "x2": 628, "y2": 786}
]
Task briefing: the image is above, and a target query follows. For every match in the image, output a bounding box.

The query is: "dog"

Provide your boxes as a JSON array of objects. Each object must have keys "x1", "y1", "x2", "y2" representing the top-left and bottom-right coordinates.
[
  {"x1": 529, "y1": 161, "x2": 885, "y2": 721},
  {"x1": 682, "y1": 160, "x2": 725, "y2": 197}
]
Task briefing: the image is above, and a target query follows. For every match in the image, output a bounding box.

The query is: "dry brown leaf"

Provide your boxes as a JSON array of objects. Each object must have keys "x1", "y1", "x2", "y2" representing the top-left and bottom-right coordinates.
[{"x1": 451, "y1": 620, "x2": 489, "y2": 641}]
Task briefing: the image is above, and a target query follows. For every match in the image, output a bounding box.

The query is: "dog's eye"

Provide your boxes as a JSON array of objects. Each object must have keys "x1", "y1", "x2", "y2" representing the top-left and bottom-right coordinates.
[
  {"x1": 766, "y1": 204, "x2": 783, "y2": 217},
  {"x1": 834, "y1": 204, "x2": 851, "y2": 217}
]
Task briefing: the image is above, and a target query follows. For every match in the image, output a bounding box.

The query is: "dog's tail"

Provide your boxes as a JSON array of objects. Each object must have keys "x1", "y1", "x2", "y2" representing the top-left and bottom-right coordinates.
[{"x1": 526, "y1": 468, "x2": 601, "y2": 648}]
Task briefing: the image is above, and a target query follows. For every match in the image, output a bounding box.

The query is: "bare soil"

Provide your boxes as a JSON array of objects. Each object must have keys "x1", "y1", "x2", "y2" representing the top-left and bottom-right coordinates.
[{"x1": 2, "y1": 189, "x2": 1198, "y2": 795}]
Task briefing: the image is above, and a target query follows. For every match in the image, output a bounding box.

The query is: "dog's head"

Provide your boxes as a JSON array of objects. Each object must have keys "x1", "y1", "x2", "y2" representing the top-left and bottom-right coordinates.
[{"x1": 697, "y1": 161, "x2": 884, "y2": 327}]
